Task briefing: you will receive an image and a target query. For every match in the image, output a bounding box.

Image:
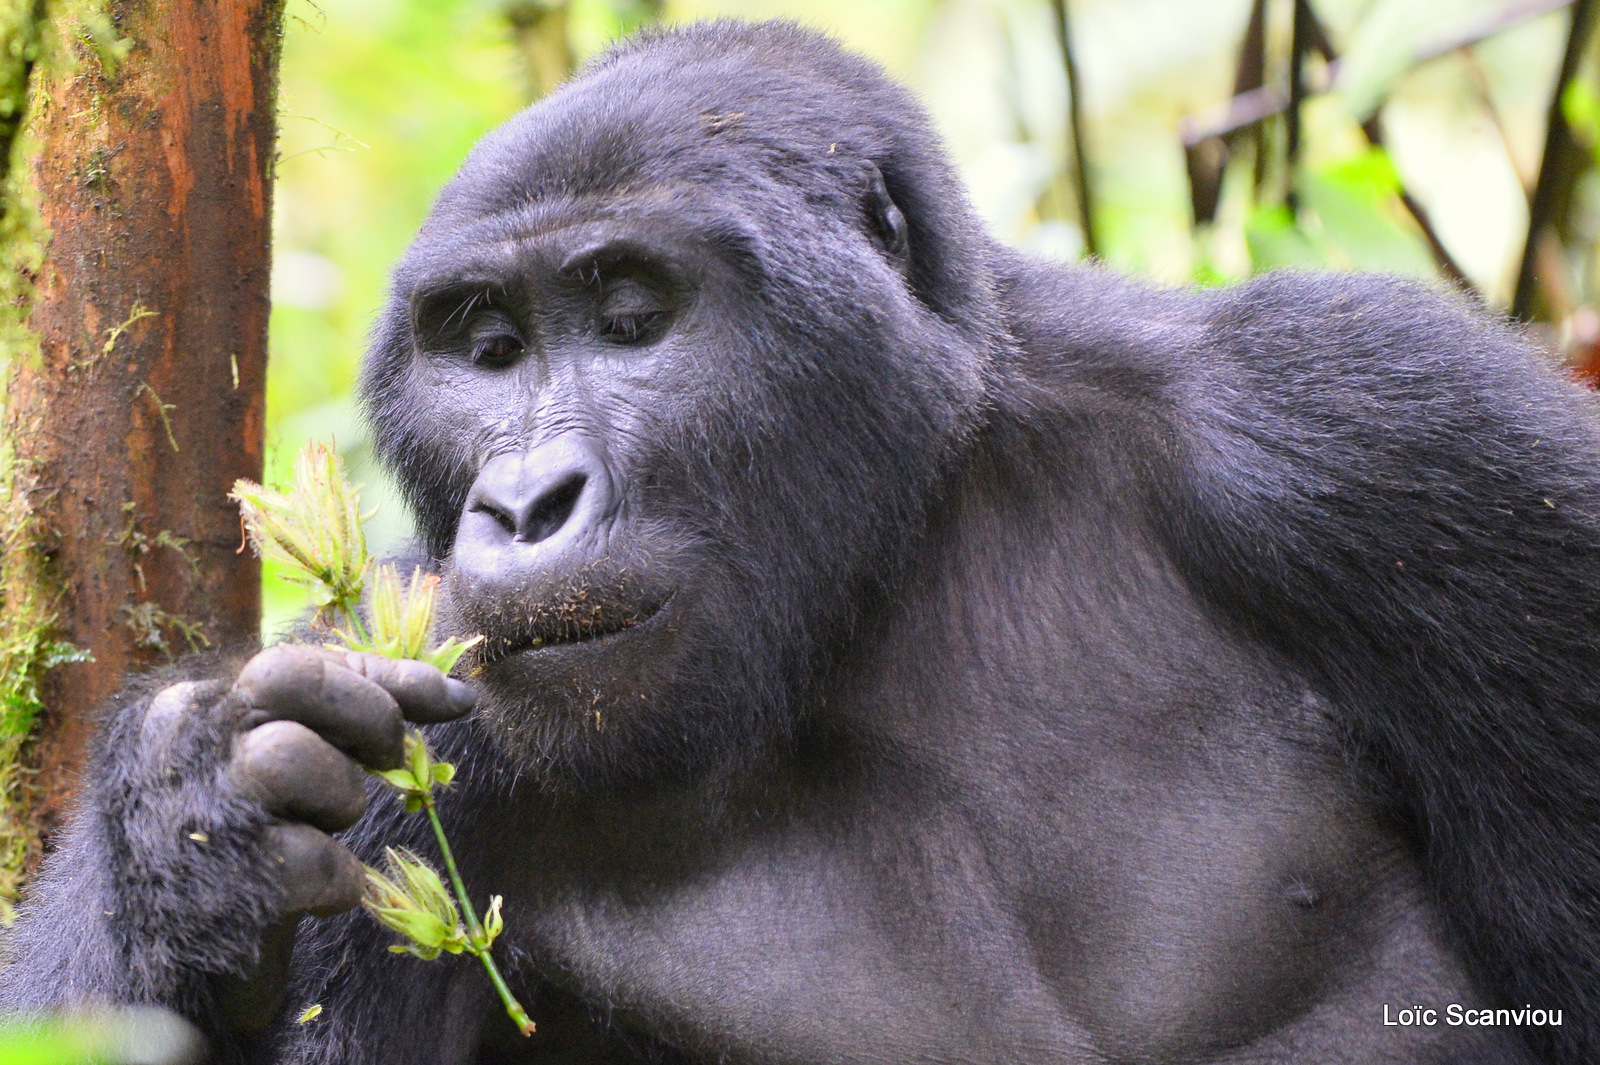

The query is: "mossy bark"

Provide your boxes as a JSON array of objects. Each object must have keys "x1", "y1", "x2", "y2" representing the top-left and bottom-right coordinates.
[{"x1": 5, "y1": 0, "x2": 285, "y2": 854}]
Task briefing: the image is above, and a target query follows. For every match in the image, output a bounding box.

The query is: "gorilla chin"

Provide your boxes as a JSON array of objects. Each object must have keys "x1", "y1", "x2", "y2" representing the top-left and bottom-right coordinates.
[{"x1": 439, "y1": 554, "x2": 783, "y2": 792}]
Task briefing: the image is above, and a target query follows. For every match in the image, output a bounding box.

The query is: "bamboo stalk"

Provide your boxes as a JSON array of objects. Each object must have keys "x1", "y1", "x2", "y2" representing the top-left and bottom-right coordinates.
[
  {"x1": 1513, "y1": 0, "x2": 1598, "y2": 320},
  {"x1": 1050, "y1": 0, "x2": 1098, "y2": 257}
]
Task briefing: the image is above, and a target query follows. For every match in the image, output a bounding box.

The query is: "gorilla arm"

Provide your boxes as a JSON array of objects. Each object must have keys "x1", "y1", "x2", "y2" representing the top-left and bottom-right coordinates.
[
  {"x1": 1141, "y1": 273, "x2": 1600, "y2": 1065},
  {"x1": 0, "y1": 659, "x2": 289, "y2": 1023},
  {"x1": 0, "y1": 647, "x2": 472, "y2": 1050}
]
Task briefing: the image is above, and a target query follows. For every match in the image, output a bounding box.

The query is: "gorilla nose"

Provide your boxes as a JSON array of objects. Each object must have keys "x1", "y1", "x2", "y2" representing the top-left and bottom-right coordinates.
[
  {"x1": 456, "y1": 437, "x2": 615, "y2": 569},
  {"x1": 472, "y1": 468, "x2": 585, "y2": 544}
]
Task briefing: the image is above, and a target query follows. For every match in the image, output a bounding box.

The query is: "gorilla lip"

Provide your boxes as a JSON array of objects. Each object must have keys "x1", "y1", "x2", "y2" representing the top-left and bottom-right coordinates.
[{"x1": 469, "y1": 588, "x2": 671, "y2": 664}]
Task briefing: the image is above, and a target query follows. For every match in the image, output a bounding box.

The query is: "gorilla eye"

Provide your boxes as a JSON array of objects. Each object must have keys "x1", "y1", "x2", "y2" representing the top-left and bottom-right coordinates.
[
  {"x1": 597, "y1": 281, "x2": 670, "y2": 346},
  {"x1": 472, "y1": 330, "x2": 524, "y2": 369},
  {"x1": 601, "y1": 311, "x2": 667, "y2": 345}
]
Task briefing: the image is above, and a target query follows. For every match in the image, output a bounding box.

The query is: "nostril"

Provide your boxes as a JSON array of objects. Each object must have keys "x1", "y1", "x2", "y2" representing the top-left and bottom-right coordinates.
[
  {"x1": 520, "y1": 474, "x2": 586, "y2": 544},
  {"x1": 468, "y1": 497, "x2": 519, "y2": 538}
]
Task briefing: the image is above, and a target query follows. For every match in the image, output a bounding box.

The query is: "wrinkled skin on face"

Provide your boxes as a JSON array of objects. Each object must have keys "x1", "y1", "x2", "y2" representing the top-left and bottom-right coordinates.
[{"x1": 360, "y1": 31, "x2": 996, "y2": 790}]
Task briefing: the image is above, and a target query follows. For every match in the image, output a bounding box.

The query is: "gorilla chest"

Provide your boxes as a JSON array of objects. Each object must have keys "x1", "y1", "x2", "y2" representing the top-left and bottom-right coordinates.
[{"x1": 511, "y1": 680, "x2": 1468, "y2": 1064}]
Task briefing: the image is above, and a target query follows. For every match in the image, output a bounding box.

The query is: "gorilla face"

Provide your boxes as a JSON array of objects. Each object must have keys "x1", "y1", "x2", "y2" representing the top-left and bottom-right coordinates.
[{"x1": 360, "y1": 25, "x2": 1001, "y2": 791}]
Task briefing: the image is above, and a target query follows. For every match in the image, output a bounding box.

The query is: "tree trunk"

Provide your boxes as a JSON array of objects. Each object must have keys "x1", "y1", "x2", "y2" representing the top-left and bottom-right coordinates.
[{"x1": 6, "y1": 0, "x2": 284, "y2": 847}]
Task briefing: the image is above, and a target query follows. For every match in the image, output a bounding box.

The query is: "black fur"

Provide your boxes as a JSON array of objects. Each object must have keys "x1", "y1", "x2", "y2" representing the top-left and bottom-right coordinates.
[
  {"x1": 4, "y1": 21, "x2": 1598, "y2": 1064},
  {"x1": 0, "y1": 654, "x2": 281, "y2": 1047}
]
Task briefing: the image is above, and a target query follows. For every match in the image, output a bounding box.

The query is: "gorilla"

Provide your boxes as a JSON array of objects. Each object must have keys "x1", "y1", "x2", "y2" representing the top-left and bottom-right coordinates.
[{"x1": 3, "y1": 19, "x2": 1599, "y2": 1065}]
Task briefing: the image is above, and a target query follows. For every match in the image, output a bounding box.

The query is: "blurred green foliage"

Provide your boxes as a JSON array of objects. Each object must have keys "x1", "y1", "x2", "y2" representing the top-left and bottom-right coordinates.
[
  {"x1": 0, "y1": 1009, "x2": 201, "y2": 1065},
  {"x1": 0, "y1": 1019, "x2": 104, "y2": 1065},
  {"x1": 267, "y1": 0, "x2": 1591, "y2": 631}
]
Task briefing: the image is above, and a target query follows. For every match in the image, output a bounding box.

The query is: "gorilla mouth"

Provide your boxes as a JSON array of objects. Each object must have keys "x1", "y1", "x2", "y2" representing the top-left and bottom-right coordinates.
[{"x1": 466, "y1": 584, "x2": 671, "y2": 666}]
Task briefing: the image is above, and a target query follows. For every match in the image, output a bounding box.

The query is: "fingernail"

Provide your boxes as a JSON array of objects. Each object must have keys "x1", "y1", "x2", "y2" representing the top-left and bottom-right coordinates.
[{"x1": 444, "y1": 678, "x2": 476, "y2": 713}]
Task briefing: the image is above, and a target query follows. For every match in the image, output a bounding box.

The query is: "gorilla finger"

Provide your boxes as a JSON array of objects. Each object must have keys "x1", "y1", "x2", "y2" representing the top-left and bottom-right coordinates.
[
  {"x1": 232, "y1": 720, "x2": 368, "y2": 833},
  {"x1": 315, "y1": 648, "x2": 476, "y2": 724},
  {"x1": 263, "y1": 822, "x2": 365, "y2": 918},
  {"x1": 233, "y1": 644, "x2": 406, "y2": 769}
]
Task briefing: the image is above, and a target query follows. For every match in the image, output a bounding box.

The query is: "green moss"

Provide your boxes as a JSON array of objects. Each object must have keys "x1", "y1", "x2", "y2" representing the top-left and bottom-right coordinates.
[
  {"x1": 0, "y1": 460, "x2": 88, "y2": 915},
  {"x1": 0, "y1": 1, "x2": 116, "y2": 911}
]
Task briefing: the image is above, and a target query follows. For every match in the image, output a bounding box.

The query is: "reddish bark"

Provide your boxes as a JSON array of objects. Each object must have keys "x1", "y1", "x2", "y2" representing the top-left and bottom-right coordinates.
[{"x1": 7, "y1": 0, "x2": 284, "y2": 843}]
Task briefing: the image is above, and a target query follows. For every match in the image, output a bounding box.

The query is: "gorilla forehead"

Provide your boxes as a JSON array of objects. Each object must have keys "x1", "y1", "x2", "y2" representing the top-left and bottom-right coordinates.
[
  {"x1": 397, "y1": 192, "x2": 747, "y2": 305},
  {"x1": 423, "y1": 21, "x2": 930, "y2": 225}
]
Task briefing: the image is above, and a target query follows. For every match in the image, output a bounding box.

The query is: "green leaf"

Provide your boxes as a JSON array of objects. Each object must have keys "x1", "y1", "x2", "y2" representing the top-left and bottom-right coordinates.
[
  {"x1": 430, "y1": 762, "x2": 456, "y2": 787},
  {"x1": 38, "y1": 643, "x2": 92, "y2": 669},
  {"x1": 370, "y1": 767, "x2": 419, "y2": 792},
  {"x1": 1244, "y1": 205, "x2": 1323, "y2": 272},
  {"x1": 371, "y1": 905, "x2": 454, "y2": 950},
  {"x1": 422, "y1": 633, "x2": 485, "y2": 674},
  {"x1": 1567, "y1": 80, "x2": 1600, "y2": 159},
  {"x1": 408, "y1": 731, "x2": 431, "y2": 785},
  {"x1": 297, "y1": 1004, "x2": 323, "y2": 1024},
  {"x1": 1334, "y1": 0, "x2": 1505, "y2": 121},
  {"x1": 1299, "y1": 149, "x2": 1434, "y2": 276}
]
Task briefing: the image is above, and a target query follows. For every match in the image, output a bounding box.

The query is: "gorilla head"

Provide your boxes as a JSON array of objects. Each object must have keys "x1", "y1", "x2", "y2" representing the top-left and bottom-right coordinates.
[{"x1": 360, "y1": 23, "x2": 1000, "y2": 791}]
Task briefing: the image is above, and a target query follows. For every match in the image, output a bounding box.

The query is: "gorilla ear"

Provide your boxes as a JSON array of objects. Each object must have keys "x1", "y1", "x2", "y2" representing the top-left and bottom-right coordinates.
[{"x1": 864, "y1": 162, "x2": 910, "y2": 267}]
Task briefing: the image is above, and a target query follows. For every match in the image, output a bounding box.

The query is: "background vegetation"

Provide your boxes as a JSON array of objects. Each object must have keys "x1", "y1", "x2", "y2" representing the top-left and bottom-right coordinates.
[{"x1": 270, "y1": 0, "x2": 1592, "y2": 629}]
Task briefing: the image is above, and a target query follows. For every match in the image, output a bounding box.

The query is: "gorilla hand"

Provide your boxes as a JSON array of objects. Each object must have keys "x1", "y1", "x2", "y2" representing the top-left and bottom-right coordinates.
[
  {"x1": 227, "y1": 644, "x2": 474, "y2": 911},
  {"x1": 210, "y1": 644, "x2": 474, "y2": 1028},
  {"x1": 0, "y1": 643, "x2": 474, "y2": 1034}
]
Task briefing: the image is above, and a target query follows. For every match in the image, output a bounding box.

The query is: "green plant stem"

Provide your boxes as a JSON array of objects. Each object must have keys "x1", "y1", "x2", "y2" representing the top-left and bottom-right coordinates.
[
  {"x1": 422, "y1": 793, "x2": 535, "y2": 1036},
  {"x1": 337, "y1": 599, "x2": 373, "y2": 647}
]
